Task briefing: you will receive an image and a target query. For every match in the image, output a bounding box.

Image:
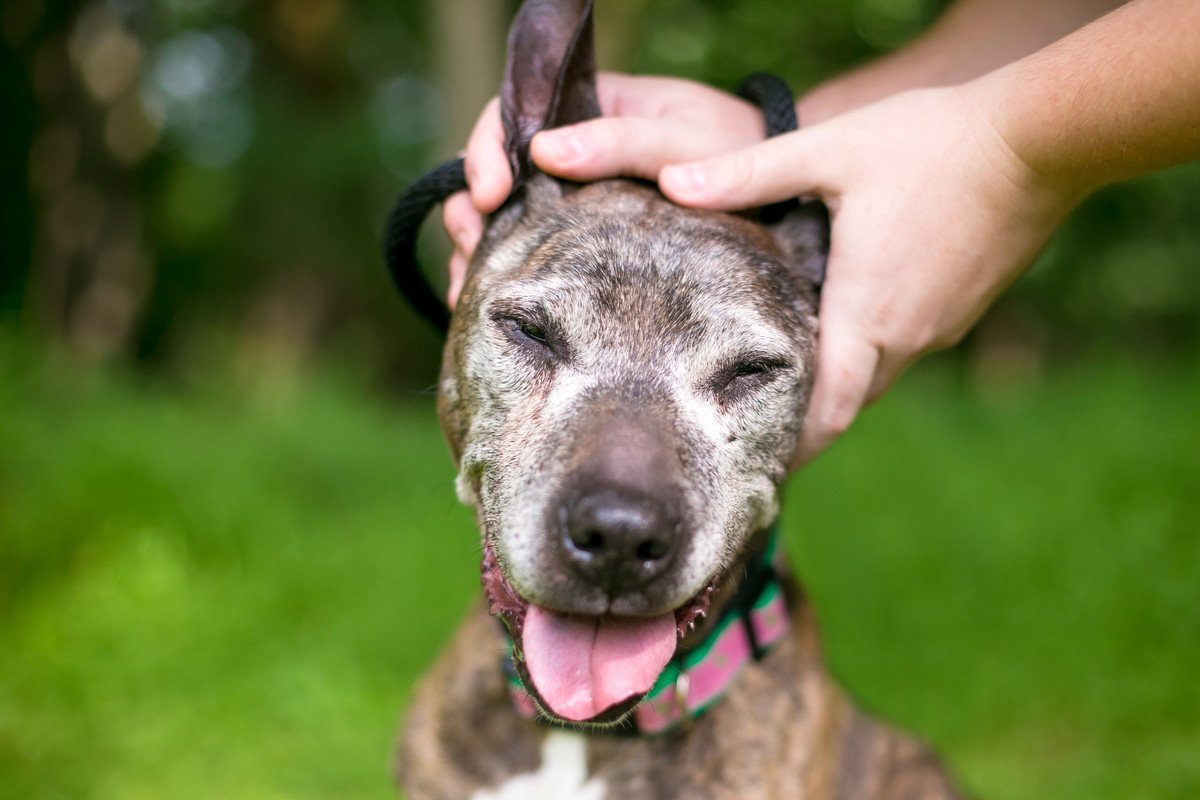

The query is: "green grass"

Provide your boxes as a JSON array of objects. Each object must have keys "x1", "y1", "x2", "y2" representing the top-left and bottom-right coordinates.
[
  {"x1": 1, "y1": 338, "x2": 1197, "y2": 799},
  {"x1": 789, "y1": 360, "x2": 1200, "y2": 799}
]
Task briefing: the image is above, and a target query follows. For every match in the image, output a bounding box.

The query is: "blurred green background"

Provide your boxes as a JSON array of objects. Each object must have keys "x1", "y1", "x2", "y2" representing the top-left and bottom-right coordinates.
[{"x1": 1, "y1": 1, "x2": 1197, "y2": 798}]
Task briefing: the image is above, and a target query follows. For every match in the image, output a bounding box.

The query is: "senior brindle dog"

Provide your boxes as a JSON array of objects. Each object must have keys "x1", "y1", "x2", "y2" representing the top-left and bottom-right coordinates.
[{"x1": 396, "y1": 1, "x2": 960, "y2": 798}]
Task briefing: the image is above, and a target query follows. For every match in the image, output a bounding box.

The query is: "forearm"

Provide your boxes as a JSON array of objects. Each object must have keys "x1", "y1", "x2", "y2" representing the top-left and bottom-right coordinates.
[
  {"x1": 798, "y1": 0, "x2": 1126, "y2": 123},
  {"x1": 975, "y1": 0, "x2": 1200, "y2": 196}
]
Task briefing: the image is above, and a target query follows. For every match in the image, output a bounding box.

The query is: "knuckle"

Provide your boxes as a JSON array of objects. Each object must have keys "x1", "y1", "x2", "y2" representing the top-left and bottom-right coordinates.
[
  {"x1": 441, "y1": 211, "x2": 460, "y2": 240},
  {"x1": 441, "y1": 192, "x2": 471, "y2": 236},
  {"x1": 818, "y1": 417, "x2": 850, "y2": 440},
  {"x1": 808, "y1": 383, "x2": 862, "y2": 442},
  {"x1": 916, "y1": 330, "x2": 946, "y2": 354},
  {"x1": 894, "y1": 315, "x2": 954, "y2": 356},
  {"x1": 858, "y1": 299, "x2": 896, "y2": 343},
  {"x1": 862, "y1": 304, "x2": 935, "y2": 360},
  {"x1": 927, "y1": 322, "x2": 967, "y2": 352},
  {"x1": 819, "y1": 399, "x2": 857, "y2": 438}
]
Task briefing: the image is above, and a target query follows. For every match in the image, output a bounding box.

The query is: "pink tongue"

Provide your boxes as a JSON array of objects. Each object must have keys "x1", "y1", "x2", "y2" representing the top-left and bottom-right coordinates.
[{"x1": 522, "y1": 605, "x2": 677, "y2": 721}]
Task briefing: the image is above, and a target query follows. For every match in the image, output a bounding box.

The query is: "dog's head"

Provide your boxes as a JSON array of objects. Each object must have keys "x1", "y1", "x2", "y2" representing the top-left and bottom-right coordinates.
[{"x1": 437, "y1": 0, "x2": 827, "y2": 726}]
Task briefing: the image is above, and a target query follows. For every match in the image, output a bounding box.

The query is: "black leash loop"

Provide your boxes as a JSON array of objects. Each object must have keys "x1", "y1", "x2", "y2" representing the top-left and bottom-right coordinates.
[
  {"x1": 735, "y1": 72, "x2": 798, "y2": 139},
  {"x1": 382, "y1": 157, "x2": 467, "y2": 334},
  {"x1": 735, "y1": 73, "x2": 800, "y2": 223},
  {"x1": 382, "y1": 74, "x2": 800, "y2": 335}
]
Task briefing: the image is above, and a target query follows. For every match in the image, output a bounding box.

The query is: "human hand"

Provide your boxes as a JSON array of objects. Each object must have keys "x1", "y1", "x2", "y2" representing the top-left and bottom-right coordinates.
[
  {"x1": 655, "y1": 85, "x2": 1079, "y2": 466},
  {"x1": 441, "y1": 73, "x2": 766, "y2": 306}
]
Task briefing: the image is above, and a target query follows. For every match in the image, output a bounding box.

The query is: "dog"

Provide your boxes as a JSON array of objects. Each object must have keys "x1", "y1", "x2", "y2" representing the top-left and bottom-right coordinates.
[{"x1": 396, "y1": 1, "x2": 961, "y2": 798}]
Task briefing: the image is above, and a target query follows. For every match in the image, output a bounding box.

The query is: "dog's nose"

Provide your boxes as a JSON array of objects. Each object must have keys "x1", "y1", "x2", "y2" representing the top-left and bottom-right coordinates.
[{"x1": 562, "y1": 488, "x2": 679, "y2": 593}]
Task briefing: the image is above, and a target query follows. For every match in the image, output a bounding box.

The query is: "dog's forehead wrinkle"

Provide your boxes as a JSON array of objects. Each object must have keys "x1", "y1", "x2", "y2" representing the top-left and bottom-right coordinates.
[{"x1": 479, "y1": 191, "x2": 814, "y2": 345}]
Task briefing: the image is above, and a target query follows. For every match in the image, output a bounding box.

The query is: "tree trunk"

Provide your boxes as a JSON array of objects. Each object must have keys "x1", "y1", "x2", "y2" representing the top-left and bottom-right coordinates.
[{"x1": 431, "y1": 0, "x2": 508, "y2": 157}]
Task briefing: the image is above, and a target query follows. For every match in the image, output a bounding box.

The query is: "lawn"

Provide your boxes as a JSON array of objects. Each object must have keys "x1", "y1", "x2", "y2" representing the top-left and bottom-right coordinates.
[{"x1": 1, "y1": 336, "x2": 1197, "y2": 799}]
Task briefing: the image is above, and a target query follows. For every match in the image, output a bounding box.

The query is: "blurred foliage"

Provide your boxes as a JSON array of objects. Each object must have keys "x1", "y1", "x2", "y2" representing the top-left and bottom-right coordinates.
[
  {"x1": 1, "y1": 0, "x2": 1198, "y2": 391},
  {"x1": 2, "y1": 2, "x2": 1199, "y2": 797},
  {"x1": 3, "y1": 0, "x2": 448, "y2": 387},
  {"x1": 1, "y1": 337, "x2": 1197, "y2": 798}
]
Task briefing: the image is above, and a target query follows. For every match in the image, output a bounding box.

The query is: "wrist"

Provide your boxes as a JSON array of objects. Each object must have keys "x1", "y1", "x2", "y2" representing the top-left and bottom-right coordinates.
[{"x1": 961, "y1": 72, "x2": 1098, "y2": 211}]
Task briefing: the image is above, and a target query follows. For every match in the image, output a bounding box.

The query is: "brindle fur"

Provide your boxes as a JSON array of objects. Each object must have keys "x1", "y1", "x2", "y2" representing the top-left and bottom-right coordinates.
[
  {"x1": 400, "y1": 603, "x2": 957, "y2": 800},
  {"x1": 397, "y1": 1, "x2": 961, "y2": 797}
]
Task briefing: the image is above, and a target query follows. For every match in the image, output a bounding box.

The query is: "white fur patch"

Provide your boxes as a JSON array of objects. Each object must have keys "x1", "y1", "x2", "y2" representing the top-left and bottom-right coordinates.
[
  {"x1": 482, "y1": 236, "x2": 530, "y2": 275},
  {"x1": 470, "y1": 732, "x2": 606, "y2": 800}
]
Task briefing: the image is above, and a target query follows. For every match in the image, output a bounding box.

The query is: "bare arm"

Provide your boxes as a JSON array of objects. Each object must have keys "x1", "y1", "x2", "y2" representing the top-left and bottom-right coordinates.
[
  {"x1": 978, "y1": 0, "x2": 1200, "y2": 194},
  {"x1": 799, "y1": 0, "x2": 1128, "y2": 122}
]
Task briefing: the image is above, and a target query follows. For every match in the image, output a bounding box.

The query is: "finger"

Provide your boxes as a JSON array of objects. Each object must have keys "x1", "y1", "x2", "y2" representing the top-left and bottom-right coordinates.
[
  {"x1": 660, "y1": 130, "x2": 835, "y2": 211},
  {"x1": 464, "y1": 97, "x2": 512, "y2": 214},
  {"x1": 793, "y1": 314, "x2": 879, "y2": 468},
  {"x1": 443, "y1": 190, "x2": 481, "y2": 310},
  {"x1": 442, "y1": 191, "x2": 483, "y2": 259},
  {"x1": 530, "y1": 117, "x2": 752, "y2": 182},
  {"x1": 447, "y1": 248, "x2": 468, "y2": 310}
]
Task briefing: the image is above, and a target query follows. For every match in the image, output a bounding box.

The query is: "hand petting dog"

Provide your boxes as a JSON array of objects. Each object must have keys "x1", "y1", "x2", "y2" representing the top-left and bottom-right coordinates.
[{"x1": 445, "y1": 0, "x2": 1200, "y2": 468}]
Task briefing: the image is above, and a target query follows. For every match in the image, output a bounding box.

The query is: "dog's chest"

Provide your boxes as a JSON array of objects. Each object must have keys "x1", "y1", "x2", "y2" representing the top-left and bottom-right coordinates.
[{"x1": 470, "y1": 731, "x2": 606, "y2": 800}]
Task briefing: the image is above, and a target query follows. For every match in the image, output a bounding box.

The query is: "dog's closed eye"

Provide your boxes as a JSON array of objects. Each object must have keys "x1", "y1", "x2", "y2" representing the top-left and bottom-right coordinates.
[
  {"x1": 514, "y1": 319, "x2": 548, "y2": 344},
  {"x1": 712, "y1": 358, "x2": 791, "y2": 403},
  {"x1": 493, "y1": 310, "x2": 563, "y2": 360}
]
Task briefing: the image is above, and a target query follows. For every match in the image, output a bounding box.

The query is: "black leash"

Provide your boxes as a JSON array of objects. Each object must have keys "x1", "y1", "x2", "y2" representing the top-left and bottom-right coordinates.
[
  {"x1": 382, "y1": 73, "x2": 800, "y2": 335},
  {"x1": 382, "y1": 157, "x2": 466, "y2": 334},
  {"x1": 735, "y1": 73, "x2": 802, "y2": 225}
]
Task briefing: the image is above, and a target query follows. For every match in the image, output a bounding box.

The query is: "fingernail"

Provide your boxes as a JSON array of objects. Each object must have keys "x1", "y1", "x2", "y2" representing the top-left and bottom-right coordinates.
[
  {"x1": 537, "y1": 129, "x2": 586, "y2": 163},
  {"x1": 664, "y1": 164, "x2": 708, "y2": 192}
]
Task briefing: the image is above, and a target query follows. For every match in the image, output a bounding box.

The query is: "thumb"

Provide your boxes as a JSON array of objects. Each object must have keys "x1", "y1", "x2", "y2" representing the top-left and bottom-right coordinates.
[{"x1": 659, "y1": 129, "x2": 833, "y2": 210}]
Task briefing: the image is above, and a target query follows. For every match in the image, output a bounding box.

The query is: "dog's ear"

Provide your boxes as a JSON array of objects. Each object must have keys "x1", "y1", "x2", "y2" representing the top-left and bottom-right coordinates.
[
  {"x1": 501, "y1": 0, "x2": 600, "y2": 188},
  {"x1": 769, "y1": 200, "x2": 829, "y2": 307}
]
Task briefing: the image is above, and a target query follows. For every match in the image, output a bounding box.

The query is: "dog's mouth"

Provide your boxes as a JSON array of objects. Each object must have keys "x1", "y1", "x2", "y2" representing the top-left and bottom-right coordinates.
[{"x1": 480, "y1": 541, "x2": 716, "y2": 725}]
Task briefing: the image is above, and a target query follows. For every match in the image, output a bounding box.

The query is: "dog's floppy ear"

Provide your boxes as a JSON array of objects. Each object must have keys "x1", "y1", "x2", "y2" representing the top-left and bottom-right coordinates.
[
  {"x1": 501, "y1": 0, "x2": 600, "y2": 188},
  {"x1": 770, "y1": 200, "x2": 830, "y2": 306}
]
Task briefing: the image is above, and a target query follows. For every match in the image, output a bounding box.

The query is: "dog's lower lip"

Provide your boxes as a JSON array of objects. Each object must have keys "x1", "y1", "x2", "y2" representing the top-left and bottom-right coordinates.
[{"x1": 480, "y1": 541, "x2": 530, "y2": 633}]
